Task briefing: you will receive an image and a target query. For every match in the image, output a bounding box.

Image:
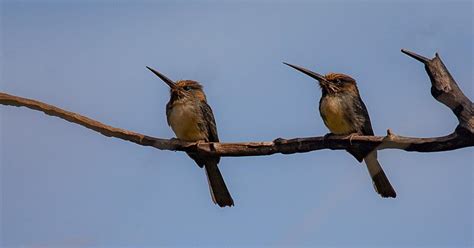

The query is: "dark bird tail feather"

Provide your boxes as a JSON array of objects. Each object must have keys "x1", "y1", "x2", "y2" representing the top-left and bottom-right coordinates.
[
  {"x1": 204, "y1": 162, "x2": 234, "y2": 207},
  {"x1": 364, "y1": 152, "x2": 396, "y2": 198}
]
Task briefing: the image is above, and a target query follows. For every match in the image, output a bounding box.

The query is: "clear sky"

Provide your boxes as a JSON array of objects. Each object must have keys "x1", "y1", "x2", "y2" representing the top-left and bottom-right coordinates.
[{"x1": 1, "y1": 1, "x2": 472, "y2": 247}]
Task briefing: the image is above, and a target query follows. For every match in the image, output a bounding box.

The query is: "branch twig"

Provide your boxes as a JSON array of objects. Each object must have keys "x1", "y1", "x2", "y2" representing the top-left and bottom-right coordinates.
[{"x1": 1, "y1": 50, "x2": 473, "y2": 158}]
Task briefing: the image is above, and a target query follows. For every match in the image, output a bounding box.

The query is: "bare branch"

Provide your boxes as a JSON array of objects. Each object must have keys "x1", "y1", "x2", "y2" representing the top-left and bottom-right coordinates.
[
  {"x1": 2, "y1": 50, "x2": 473, "y2": 159},
  {"x1": 401, "y1": 49, "x2": 473, "y2": 133},
  {"x1": 1, "y1": 50, "x2": 472, "y2": 158}
]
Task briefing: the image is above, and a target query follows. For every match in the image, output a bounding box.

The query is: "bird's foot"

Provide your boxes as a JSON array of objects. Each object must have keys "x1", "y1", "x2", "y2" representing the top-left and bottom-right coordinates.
[
  {"x1": 346, "y1": 133, "x2": 359, "y2": 145},
  {"x1": 195, "y1": 140, "x2": 210, "y2": 149},
  {"x1": 195, "y1": 140, "x2": 207, "y2": 145}
]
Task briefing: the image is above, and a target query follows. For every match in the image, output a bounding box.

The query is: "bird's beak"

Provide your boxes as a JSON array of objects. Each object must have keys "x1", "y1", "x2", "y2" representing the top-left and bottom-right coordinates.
[
  {"x1": 146, "y1": 66, "x2": 177, "y2": 89},
  {"x1": 283, "y1": 62, "x2": 329, "y2": 85}
]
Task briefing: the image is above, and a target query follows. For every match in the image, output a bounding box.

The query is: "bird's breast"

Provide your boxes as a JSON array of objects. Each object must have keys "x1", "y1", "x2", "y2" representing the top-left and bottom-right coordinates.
[
  {"x1": 319, "y1": 95, "x2": 354, "y2": 135},
  {"x1": 167, "y1": 102, "x2": 207, "y2": 141}
]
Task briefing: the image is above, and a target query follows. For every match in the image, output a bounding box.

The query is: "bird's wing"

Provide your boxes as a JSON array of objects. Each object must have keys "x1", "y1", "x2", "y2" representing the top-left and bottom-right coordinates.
[
  {"x1": 165, "y1": 101, "x2": 173, "y2": 127},
  {"x1": 199, "y1": 101, "x2": 219, "y2": 142},
  {"x1": 354, "y1": 96, "x2": 375, "y2": 136},
  {"x1": 345, "y1": 96, "x2": 376, "y2": 162}
]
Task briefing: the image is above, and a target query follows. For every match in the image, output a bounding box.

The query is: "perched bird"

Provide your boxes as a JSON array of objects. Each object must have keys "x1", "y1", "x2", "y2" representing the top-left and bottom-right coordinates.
[
  {"x1": 146, "y1": 66, "x2": 234, "y2": 207},
  {"x1": 284, "y1": 63, "x2": 396, "y2": 198}
]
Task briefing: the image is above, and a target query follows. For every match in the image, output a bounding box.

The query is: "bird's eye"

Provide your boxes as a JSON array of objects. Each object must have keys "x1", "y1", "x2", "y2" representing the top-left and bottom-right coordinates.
[
  {"x1": 183, "y1": 86, "x2": 191, "y2": 91},
  {"x1": 336, "y1": 79, "x2": 342, "y2": 84}
]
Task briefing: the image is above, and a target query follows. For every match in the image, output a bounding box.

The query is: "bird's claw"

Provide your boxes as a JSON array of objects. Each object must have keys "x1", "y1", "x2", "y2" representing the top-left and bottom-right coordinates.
[
  {"x1": 195, "y1": 140, "x2": 207, "y2": 146},
  {"x1": 346, "y1": 133, "x2": 358, "y2": 145}
]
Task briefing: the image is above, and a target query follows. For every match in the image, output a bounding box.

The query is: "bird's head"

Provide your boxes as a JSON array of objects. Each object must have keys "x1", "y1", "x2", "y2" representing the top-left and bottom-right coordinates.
[
  {"x1": 146, "y1": 66, "x2": 207, "y2": 102},
  {"x1": 283, "y1": 63, "x2": 358, "y2": 95}
]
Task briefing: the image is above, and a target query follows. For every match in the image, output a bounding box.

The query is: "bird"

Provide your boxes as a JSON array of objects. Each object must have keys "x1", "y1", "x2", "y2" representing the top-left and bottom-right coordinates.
[
  {"x1": 146, "y1": 66, "x2": 234, "y2": 207},
  {"x1": 283, "y1": 62, "x2": 396, "y2": 198}
]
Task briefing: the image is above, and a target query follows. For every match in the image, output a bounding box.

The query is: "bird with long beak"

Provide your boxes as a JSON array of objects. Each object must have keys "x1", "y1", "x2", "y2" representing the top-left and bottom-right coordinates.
[
  {"x1": 146, "y1": 66, "x2": 234, "y2": 207},
  {"x1": 284, "y1": 62, "x2": 396, "y2": 198}
]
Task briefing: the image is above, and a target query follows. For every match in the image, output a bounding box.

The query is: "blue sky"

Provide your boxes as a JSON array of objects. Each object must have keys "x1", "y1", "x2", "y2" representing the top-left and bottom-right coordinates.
[{"x1": 1, "y1": 1, "x2": 472, "y2": 247}]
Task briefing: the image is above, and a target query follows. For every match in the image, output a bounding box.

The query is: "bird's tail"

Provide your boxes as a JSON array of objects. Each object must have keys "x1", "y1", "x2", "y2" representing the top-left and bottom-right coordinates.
[
  {"x1": 204, "y1": 161, "x2": 234, "y2": 207},
  {"x1": 364, "y1": 152, "x2": 396, "y2": 198}
]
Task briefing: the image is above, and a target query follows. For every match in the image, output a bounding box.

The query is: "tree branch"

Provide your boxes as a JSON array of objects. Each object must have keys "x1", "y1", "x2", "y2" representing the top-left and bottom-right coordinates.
[
  {"x1": 1, "y1": 50, "x2": 472, "y2": 158},
  {"x1": 401, "y1": 49, "x2": 473, "y2": 133}
]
